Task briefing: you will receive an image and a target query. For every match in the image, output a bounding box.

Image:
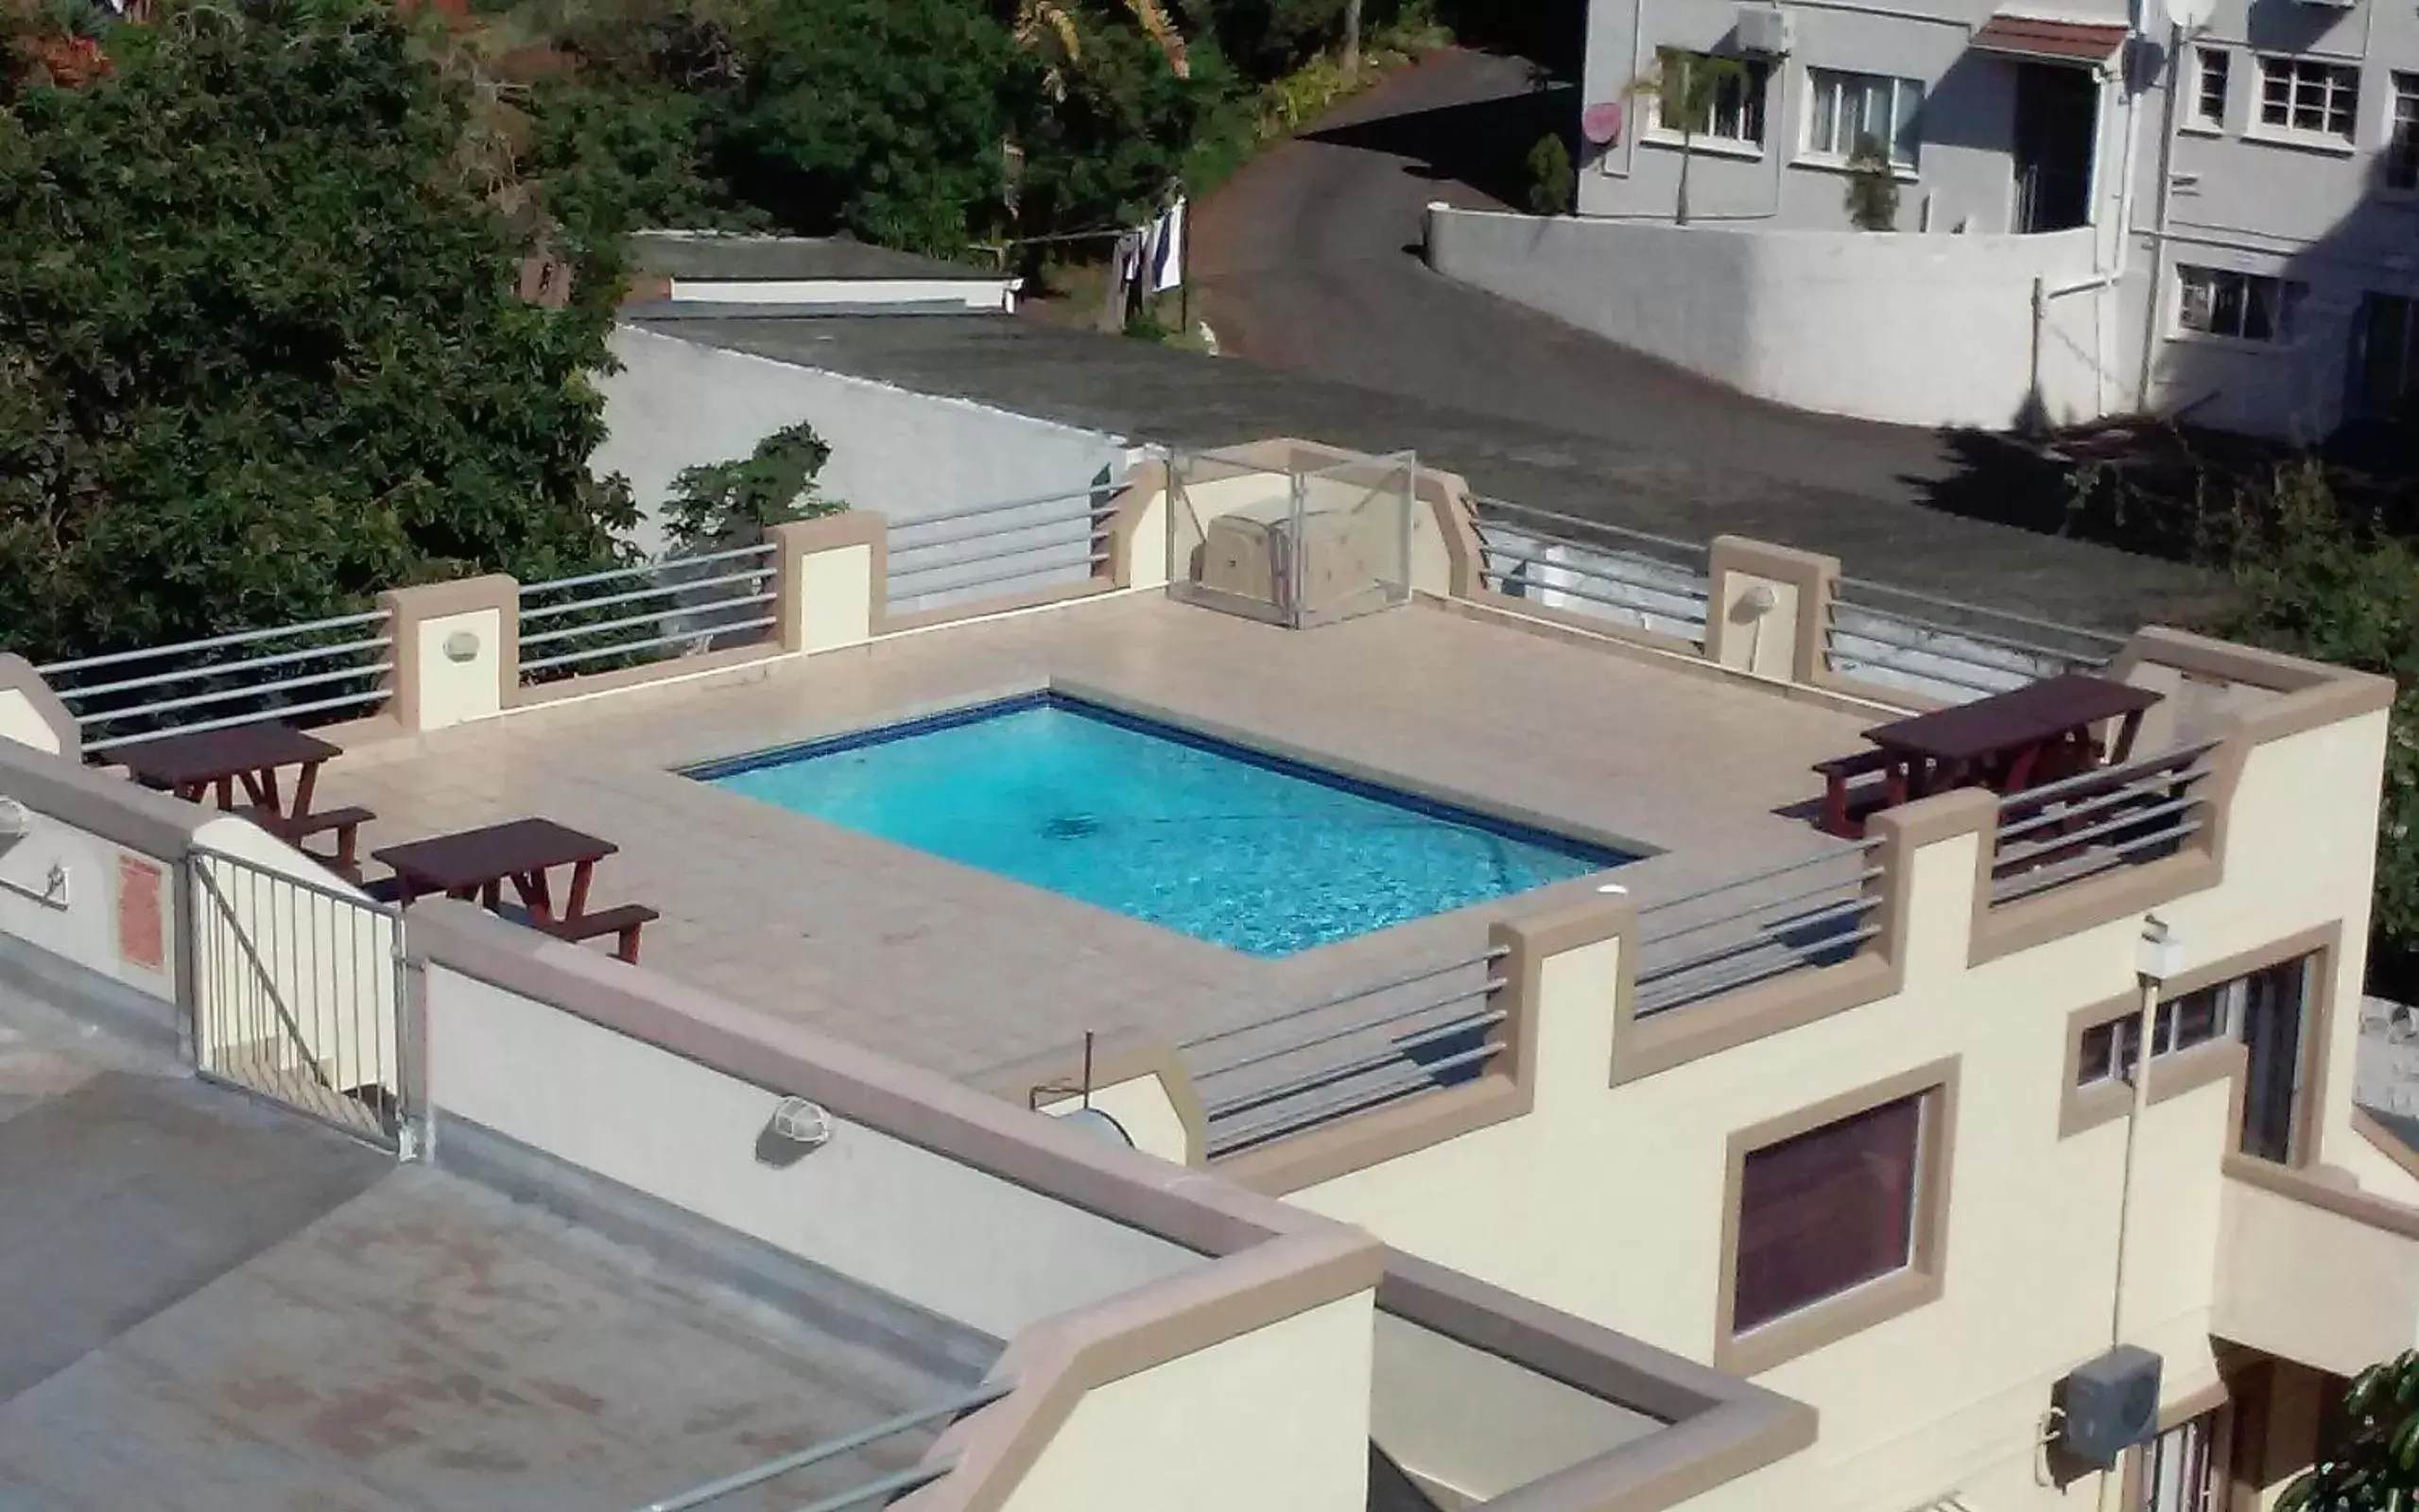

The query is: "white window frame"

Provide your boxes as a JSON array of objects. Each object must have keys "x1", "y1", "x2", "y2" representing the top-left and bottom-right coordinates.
[
  {"x1": 2078, "y1": 981, "x2": 2247, "y2": 1089},
  {"x1": 2189, "y1": 47, "x2": 2230, "y2": 131},
  {"x1": 2174, "y1": 264, "x2": 2306, "y2": 346},
  {"x1": 1801, "y1": 67, "x2": 1925, "y2": 168},
  {"x1": 2137, "y1": 1409, "x2": 2224, "y2": 1512},
  {"x1": 2254, "y1": 54, "x2": 2359, "y2": 146},
  {"x1": 2388, "y1": 72, "x2": 2419, "y2": 191},
  {"x1": 1647, "y1": 49, "x2": 1771, "y2": 153}
]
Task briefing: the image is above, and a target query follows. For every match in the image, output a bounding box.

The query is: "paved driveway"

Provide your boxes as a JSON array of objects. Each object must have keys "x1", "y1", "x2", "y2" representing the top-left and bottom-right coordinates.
[{"x1": 1192, "y1": 49, "x2": 1961, "y2": 509}]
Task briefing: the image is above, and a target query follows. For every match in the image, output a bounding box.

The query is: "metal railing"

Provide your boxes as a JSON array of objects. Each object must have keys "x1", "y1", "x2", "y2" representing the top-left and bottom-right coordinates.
[
  {"x1": 1469, "y1": 498, "x2": 1714, "y2": 647},
  {"x1": 517, "y1": 543, "x2": 781, "y2": 684},
  {"x1": 1633, "y1": 842, "x2": 1885, "y2": 1017},
  {"x1": 1184, "y1": 948, "x2": 1509, "y2": 1160},
  {"x1": 187, "y1": 844, "x2": 404, "y2": 1148},
  {"x1": 632, "y1": 1380, "x2": 1011, "y2": 1512},
  {"x1": 886, "y1": 487, "x2": 1117, "y2": 611},
  {"x1": 1825, "y1": 577, "x2": 2126, "y2": 706},
  {"x1": 39, "y1": 610, "x2": 394, "y2": 755},
  {"x1": 1988, "y1": 741, "x2": 2220, "y2": 904}
]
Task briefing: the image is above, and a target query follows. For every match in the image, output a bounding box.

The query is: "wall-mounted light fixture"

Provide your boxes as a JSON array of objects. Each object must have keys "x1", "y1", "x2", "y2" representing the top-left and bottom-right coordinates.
[{"x1": 441, "y1": 629, "x2": 482, "y2": 664}]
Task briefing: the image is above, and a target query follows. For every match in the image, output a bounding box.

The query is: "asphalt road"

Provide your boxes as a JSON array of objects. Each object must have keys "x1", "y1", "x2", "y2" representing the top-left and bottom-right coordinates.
[{"x1": 1191, "y1": 49, "x2": 1962, "y2": 509}]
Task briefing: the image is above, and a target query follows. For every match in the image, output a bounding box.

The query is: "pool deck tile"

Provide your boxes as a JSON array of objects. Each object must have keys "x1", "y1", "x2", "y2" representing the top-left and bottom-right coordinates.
[{"x1": 323, "y1": 594, "x2": 1877, "y2": 1080}]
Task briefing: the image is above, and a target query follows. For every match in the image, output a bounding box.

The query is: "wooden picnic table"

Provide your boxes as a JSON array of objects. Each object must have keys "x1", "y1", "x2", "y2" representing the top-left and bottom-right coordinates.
[
  {"x1": 116, "y1": 722, "x2": 343, "y2": 817},
  {"x1": 1816, "y1": 673, "x2": 2163, "y2": 838},
  {"x1": 371, "y1": 817, "x2": 656, "y2": 962}
]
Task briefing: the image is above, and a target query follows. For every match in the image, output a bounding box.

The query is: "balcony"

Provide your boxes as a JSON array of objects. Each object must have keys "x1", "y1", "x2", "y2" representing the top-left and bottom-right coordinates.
[{"x1": 2215, "y1": 1156, "x2": 2419, "y2": 1377}]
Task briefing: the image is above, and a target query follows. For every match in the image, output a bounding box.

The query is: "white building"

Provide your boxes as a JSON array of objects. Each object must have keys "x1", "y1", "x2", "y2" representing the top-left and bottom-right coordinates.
[{"x1": 1426, "y1": 0, "x2": 2419, "y2": 436}]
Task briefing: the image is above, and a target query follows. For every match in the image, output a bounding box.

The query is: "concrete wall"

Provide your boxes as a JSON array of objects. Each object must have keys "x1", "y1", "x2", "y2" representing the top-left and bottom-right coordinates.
[
  {"x1": 1428, "y1": 207, "x2": 2107, "y2": 428},
  {"x1": 593, "y1": 325, "x2": 1131, "y2": 599},
  {"x1": 423, "y1": 963, "x2": 1203, "y2": 1340},
  {"x1": 1276, "y1": 693, "x2": 2389, "y2": 1512}
]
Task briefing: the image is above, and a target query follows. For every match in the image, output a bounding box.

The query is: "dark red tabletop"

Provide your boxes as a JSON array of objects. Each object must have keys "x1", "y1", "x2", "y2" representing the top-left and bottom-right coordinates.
[
  {"x1": 115, "y1": 722, "x2": 342, "y2": 789},
  {"x1": 371, "y1": 818, "x2": 615, "y2": 893},
  {"x1": 1864, "y1": 674, "x2": 2162, "y2": 765}
]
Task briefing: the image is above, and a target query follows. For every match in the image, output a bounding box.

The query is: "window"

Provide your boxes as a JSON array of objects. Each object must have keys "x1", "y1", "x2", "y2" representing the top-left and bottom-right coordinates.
[
  {"x1": 1734, "y1": 1092, "x2": 1925, "y2": 1332},
  {"x1": 2193, "y1": 48, "x2": 2230, "y2": 129},
  {"x1": 2138, "y1": 1410, "x2": 2222, "y2": 1512},
  {"x1": 2177, "y1": 265, "x2": 2305, "y2": 343},
  {"x1": 2077, "y1": 986, "x2": 2238, "y2": 1088},
  {"x1": 2390, "y1": 73, "x2": 2419, "y2": 189},
  {"x1": 1651, "y1": 49, "x2": 1770, "y2": 148},
  {"x1": 2358, "y1": 292, "x2": 2419, "y2": 414},
  {"x1": 2256, "y1": 55, "x2": 2358, "y2": 141},
  {"x1": 1806, "y1": 68, "x2": 1924, "y2": 166}
]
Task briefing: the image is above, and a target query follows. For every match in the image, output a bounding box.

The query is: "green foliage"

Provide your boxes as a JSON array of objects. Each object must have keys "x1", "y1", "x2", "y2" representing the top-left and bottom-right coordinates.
[
  {"x1": 1524, "y1": 131, "x2": 1572, "y2": 215},
  {"x1": 2214, "y1": 463, "x2": 2419, "y2": 983},
  {"x1": 2281, "y1": 1349, "x2": 2419, "y2": 1511},
  {"x1": 1011, "y1": 5, "x2": 1220, "y2": 239},
  {"x1": 0, "y1": 0, "x2": 633, "y2": 663},
  {"x1": 662, "y1": 421, "x2": 845, "y2": 550},
  {"x1": 524, "y1": 74, "x2": 763, "y2": 245},
  {"x1": 1629, "y1": 50, "x2": 1748, "y2": 225},
  {"x1": 1843, "y1": 132, "x2": 1898, "y2": 232}
]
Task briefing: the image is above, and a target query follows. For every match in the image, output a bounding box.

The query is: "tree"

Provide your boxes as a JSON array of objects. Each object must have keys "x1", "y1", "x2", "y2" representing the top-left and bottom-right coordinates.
[
  {"x1": 1524, "y1": 131, "x2": 1572, "y2": 215},
  {"x1": 1628, "y1": 49, "x2": 1749, "y2": 227},
  {"x1": 1843, "y1": 131, "x2": 1898, "y2": 232},
  {"x1": 662, "y1": 421, "x2": 845, "y2": 550},
  {"x1": 2278, "y1": 1349, "x2": 2419, "y2": 1511},
  {"x1": 0, "y1": 0, "x2": 634, "y2": 664}
]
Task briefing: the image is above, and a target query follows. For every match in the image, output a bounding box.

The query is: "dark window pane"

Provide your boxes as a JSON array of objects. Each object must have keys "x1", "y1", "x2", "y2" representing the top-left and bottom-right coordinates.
[
  {"x1": 2078, "y1": 1022, "x2": 2117, "y2": 1084},
  {"x1": 2170, "y1": 988, "x2": 2223, "y2": 1051},
  {"x1": 1735, "y1": 1094, "x2": 1924, "y2": 1332}
]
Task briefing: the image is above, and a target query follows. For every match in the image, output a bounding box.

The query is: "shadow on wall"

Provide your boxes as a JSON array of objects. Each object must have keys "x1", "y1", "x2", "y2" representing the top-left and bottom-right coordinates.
[{"x1": 1304, "y1": 82, "x2": 1578, "y2": 212}]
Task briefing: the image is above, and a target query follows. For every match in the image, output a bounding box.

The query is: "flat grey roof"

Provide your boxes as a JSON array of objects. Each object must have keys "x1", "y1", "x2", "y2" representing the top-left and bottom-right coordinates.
[
  {"x1": 630, "y1": 312, "x2": 2222, "y2": 633},
  {"x1": 631, "y1": 232, "x2": 999, "y2": 284},
  {"x1": 0, "y1": 1014, "x2": 979, "y2": 1512}
]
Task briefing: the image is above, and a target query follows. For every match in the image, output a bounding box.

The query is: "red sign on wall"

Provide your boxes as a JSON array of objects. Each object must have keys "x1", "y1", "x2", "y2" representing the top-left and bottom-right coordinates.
[{"x1": 116, "y1": 854, "x2": 164, "y2": 973}]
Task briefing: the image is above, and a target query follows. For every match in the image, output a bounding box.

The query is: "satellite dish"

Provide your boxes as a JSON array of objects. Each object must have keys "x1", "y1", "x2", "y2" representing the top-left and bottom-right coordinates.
[
  {"x1": 1581, "y1": 102, "x2": 1625, "y2": 146},
  {"x1": 1057, "y1": 1107, "x2": 1133, "y2": 1148},
  {"x1": 2163, "y1": 0, "x2": 2215, "y2": 36}
]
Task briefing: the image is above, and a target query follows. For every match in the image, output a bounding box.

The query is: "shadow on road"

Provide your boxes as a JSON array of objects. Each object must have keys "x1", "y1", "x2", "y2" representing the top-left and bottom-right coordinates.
[{"x1": 1303, "y1": 82, "x2": 1577, "y2": 211}]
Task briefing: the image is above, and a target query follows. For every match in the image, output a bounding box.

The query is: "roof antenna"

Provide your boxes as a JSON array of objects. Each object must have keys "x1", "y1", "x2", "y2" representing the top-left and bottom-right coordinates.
[{"x1": 1080, "y1": 1030, "x2": 1096, "y2": 1110}]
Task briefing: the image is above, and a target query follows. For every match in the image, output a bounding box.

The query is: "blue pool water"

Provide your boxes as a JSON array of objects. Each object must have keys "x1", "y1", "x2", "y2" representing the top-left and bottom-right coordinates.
[{"x1": 692, "y1": 695, "x2": 1633, "y2": 956}]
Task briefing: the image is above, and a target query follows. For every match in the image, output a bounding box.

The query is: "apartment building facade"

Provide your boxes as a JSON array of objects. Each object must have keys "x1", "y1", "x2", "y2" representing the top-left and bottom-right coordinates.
[{"x1": 1430, "y1": 0, "x2": 2419, "y2": 433}]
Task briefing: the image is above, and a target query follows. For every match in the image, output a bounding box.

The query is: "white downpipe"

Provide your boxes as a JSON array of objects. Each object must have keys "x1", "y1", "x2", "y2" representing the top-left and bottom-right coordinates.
[
  {"x1": 2136, "y1": 24, "x2": 2186, "y2": 411},
  {"x1": 2095, "y1": 18, "x2": 2149, "y2": 421}
]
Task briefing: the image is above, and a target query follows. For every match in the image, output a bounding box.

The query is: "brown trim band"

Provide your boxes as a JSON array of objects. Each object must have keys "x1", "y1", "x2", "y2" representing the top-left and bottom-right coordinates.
[
  {"x1": 2352, "y1": 1108, "x2": 2419, "y2": 1189},
  {"x1": 1713, "y1": 1057, "x2": 1961, "y2": 1377},
  {"x1": 0, "y1": 735, "x2": 208, "y2": 862},
  {"x1": 2221, "y1": 1152, "x2": 2419, "y2": 1242}
]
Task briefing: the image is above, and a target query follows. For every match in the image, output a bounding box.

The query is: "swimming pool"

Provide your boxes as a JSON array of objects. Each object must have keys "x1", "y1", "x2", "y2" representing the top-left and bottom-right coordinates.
[{"x1": 690, "y1": 694, "x2": 1634, "y2": 956}]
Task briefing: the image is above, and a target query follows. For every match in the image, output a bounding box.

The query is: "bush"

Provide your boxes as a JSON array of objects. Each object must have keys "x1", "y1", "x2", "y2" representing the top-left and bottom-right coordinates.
[
  {"x1": 1843, "y1": 132, "x2": 1898, "y2": 232},
  {"x1": 1525, "y1": 131, "x2": 1572, "y2": 215}
]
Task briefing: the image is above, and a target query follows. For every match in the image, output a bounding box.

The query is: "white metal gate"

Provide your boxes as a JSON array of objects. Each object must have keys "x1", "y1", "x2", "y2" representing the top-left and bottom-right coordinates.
[{"x1": 186, "y1": 845, "x2": 406, "y2": 1149}]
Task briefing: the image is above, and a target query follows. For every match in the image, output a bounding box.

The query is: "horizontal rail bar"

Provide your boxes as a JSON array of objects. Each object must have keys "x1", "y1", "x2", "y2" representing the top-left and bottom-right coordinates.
[
  {"x1": 1478, "y1": 541, "x2": 1713, "y2": 596},
  {"x1": 886, "y1": 507, "x2": 1114, "y2": 558},
  {"x1": 888, "y1": 532, "x2": 1105, "y2": 580},
  {"x1": 1638, "y1": 868, "x2": 1883, "y2": 948},
  {"x1": 1991, "y1": 820, "x2": 2205, "y2": 904},
  {"x1": 519, "y1": 617, "x2": 778, "y2": 676},
  {"x1": 1636, "y1": 844, "x2": 1879, "y2": 918},
  {"x1": 1471, "y1": 498, "x2": 1709, "y2": 558},
  {"x1": 1823, "y1": 633, "x2": 2026, "y2": 696},
  {"x1": 521, "y1": 543, "x2": 774, "y2": 598},
  {"x1": 1479, "y1": 567, "x2": 1710, "y2": 628},
  {"x1": 519, "y1": 593, "x2": 776, "y2": 650},
  {"x1": 516, "y1": 567, "x2": 774, "y2": 624},
  {"x1": 1208, "y1": 1041, "x2": 1506, "y2": 1157},
  {"x1": 890, "y1": 486, "x2": 1116, "y2": 533},
  {"x1": 1204, "y1": 1005, "x2": 1504, "y2": 1123},
  {"x1": 38, "y1": 610, "x2": 389, "y2": 677},
  {"x1": 1636, "y1": 897, "x2": 1877, "y2": 988},
  {"x1": 54, "y1": 635, "x2": 393, "y2": 700},
  {"x1": 81, "y1": 687, "x2": 391, "y2": 751},
  {"x1": 636, "y1": 1383, "x2": 1011, "y2": 1512},
  {"x1": 1994, "y1": 796, "x2": 2205, "y2": 870},
  {"x1": 1180, "y1": 947, "x2": 1509, "y2": 1053},
  {"x1": 889, "y1": 552, "x2": 1111, "y2": 600},
  {"x1": 193, "y1": 843, "x2": 406, "y2": 914},
  {"x1": 1829, "y1": 606, "x2": 2104, "y2": 673},
  {"x1": 791, "y1": 1460, "x2": 959, "y2": 1512},
  {"x1": 75, "y1": 661, "x2": 394, "y2": 726},
  {"x1": 1192, "y1": 980, "x2": 1505, "y2": 1087},
  {"x1": 1634, "y1": 925, "x2": 1883, "y2": 1015},
  {"x1": 1834, "y1": 576, "x2": 2128, "y2": 650},
  {"x1": 1996, "y1": 775, "x2": 2211, "y2": 847},
  {"x1": 1997, "y1": 741, "x2": 2218, "y2": 811}
]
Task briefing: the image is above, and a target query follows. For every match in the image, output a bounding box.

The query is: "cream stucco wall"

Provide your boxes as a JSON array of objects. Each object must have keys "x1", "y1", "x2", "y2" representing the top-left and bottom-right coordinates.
[
  {"x1": 414, "y1": 607, "x2": 505, "y2": 731},
  {"x1": 798, "y1": 541, "x2": 876, "y2": 651},
  {"x1": 0, "y1": 688, "x2": 62, "y2": 755},
  {"x1": 995, "y1": 1289, "x2": 1377, "y2": 1512},
  {"x1": 1282, "y1": 709, "x2": 2388, "y2": 1512}
]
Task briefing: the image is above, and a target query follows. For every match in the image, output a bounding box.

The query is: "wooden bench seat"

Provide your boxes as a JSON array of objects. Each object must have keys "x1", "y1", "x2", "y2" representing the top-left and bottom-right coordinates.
[
  {"x1": 533, "y1": 903, "x2": 659, "y2": 964},
  {"x1": 234, "y1": 803, "x2": 375, "y2": 883},
  {"x1": 1811, "y1": 750, "x2": 1896, "y2": 839}
]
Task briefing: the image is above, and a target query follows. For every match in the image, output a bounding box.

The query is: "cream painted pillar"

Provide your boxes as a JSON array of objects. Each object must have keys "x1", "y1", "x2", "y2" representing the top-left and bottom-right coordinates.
[
  {"x1": 768, "y1": 512, "x2": 888, "y2": 653},
  {"x1": 0, "y1": 654, "x2": 79, "y2": 758},
  {"x1": 379, "y1": 576, "x2": 518, "y2": 733},
  {"x1": 1864, "y1": 788, "x2": 1996, "y2": 988},
  {"x1": 1705, "y1": 537, "x2": 1840, "y2": 686},
  {"x1": 1497, "y1": 902, "x2": 1632, "y2": 1118},
  {"x1": 1102, "y1": 462, "x2": 1171, "y2": 593}
]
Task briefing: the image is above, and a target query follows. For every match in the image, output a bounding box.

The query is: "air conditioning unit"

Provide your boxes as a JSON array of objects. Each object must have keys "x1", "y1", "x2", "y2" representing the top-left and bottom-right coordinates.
[
  {"x1": 2055, "y1": 1347, "x2": 2163, "y2": 1469},
  {"x1": 1735, "y1": 5, "x2": 1795, "y2": 54}
]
